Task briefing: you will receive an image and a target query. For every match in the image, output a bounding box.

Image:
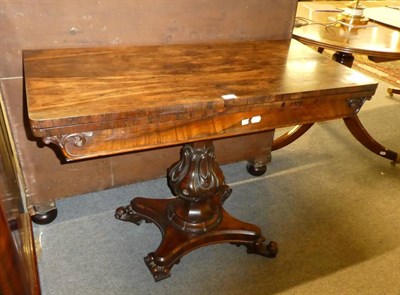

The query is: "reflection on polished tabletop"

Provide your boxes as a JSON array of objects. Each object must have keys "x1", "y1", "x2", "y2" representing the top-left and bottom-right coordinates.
[
  {"x1": 294, "y1": 1, "x2": 400, "y2": 58},
  {"x1": 24, "y1": 39, "x2": 378, "y2": 281},
  {"x1": 24, "y1": 40, "x2": 377, "y2": 161}
]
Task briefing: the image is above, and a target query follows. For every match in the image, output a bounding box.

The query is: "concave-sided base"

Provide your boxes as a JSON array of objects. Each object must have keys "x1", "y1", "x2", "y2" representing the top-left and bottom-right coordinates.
[
  {"x1": 115, "y1": 196, "x2": 277, "y2": 282},
  {"x1": 115, "y1": 141, "x2": 277, "y2": 281}
]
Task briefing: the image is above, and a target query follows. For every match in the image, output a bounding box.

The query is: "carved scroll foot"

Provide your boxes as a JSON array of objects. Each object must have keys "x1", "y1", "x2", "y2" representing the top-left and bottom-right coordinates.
[
  {"x1": 246, "y1": 238, "x2": 278, "y2": 258},
  {"x1": 144, "y1": 252, "x2": 172, "y2": 282},
  {"x1": 115, "y1": 205, "x2": 149, "y2": 225}
]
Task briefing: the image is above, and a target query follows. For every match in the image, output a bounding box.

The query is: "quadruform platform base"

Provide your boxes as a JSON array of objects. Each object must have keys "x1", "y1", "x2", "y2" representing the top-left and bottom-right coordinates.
[
  {"x1": 115, "y1": 196, "x2": 277, "y2": 282},
  {"x1": 115, "y1": 141, "x2": 277, "y2": 282}
]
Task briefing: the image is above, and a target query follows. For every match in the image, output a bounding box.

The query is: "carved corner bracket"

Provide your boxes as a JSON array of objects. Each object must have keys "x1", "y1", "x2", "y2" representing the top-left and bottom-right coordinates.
[{"x1": 42, "y1": 131, "x2": 93, "y2": 160}]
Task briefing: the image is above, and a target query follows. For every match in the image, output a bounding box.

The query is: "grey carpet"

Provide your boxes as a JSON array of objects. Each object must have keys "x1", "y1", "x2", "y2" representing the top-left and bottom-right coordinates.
[{"x1": 34, "y1": 79, "x2": 400, "y2": 295}]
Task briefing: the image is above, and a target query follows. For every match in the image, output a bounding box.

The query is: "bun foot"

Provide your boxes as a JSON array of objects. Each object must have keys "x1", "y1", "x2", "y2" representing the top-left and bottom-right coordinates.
[
  {"x1": 31, "y1": 203, "x2": 58, "y2": 225},
  {"x1": 246, "y1": 161, "x2": 267, "y2": 176}
]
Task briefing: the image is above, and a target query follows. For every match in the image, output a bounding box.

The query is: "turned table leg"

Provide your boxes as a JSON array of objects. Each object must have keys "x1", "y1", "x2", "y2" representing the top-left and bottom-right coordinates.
[{"x1": 115, "y1": 140, "x2": 277, "y2": 281}]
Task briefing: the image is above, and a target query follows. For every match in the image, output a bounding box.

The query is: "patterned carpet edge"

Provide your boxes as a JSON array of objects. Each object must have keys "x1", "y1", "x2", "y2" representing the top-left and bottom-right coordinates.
[
  {"x1": 352, "y1": 54, "x2": 400, "y2": 88},
  {"x1": 319, "y1": 47, "x2": 400, "y2": 88}
]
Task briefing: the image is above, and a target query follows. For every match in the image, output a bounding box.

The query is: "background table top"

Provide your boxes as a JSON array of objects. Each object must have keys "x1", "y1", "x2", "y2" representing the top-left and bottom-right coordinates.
[{"x1": 293, "y1": 1, "x2": 400, "y2": 58}]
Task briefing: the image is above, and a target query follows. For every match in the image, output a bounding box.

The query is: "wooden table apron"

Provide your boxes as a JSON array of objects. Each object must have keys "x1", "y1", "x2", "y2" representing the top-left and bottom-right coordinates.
[
  {"x1": 23, "y1": 39, "x2": 377, "y2": 281},
  {"x1": 289, "y1": 1, "x2": 400, "y2": 163}
]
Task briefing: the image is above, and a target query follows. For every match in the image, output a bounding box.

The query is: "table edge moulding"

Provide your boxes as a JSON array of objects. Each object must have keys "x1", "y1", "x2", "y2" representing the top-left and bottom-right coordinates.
[{"x1": 23, "y1": 39, "x2": 378, "y2": 281}]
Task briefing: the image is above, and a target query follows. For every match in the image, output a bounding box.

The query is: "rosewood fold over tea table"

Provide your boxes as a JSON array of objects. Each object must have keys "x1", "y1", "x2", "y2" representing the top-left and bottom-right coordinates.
[{"x1": 23, "y1": 40, "x2": 377, "y2": 281}]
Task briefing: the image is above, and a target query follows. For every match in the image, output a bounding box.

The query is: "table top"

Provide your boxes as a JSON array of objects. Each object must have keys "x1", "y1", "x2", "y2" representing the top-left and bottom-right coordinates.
[
  {"x1": 293, "y1": 1, "x2": 400, "y2": 58},
  {"x1": 24, "y1": 39, "x2": 377, "y2": 160}
]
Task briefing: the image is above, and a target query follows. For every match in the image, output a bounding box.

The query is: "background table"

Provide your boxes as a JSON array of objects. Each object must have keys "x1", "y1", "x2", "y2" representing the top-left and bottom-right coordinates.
[
  {"x1": 294, "y1": 1, "x2": 400, "y2": 63},
  {"x1": 278, "y1": 1, "x2": 400, "y2": 164}
]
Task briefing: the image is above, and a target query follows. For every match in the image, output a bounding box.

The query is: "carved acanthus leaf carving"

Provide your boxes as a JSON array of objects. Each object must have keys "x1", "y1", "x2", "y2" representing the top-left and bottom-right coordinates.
[{"x1": 167, "y1": 142, "x2": 226, "y2": 202}]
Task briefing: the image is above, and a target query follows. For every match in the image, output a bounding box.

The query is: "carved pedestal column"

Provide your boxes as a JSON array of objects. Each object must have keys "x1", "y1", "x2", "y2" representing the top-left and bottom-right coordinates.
[
  {"x1": 115, "y1": 141, "x2": 277, "y2": 281},
  {"x1": 167, "y1": 141, "x2": 232, "y2": 232}
]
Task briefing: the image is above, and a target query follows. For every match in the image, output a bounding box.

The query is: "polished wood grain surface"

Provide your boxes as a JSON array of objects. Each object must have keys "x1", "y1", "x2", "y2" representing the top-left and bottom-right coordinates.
[
  {"x1": 24, "y1": 40, "x2": 377, "y2": 160},
  {"x1": 293, "y1": 1, "x2": 400, "y2": 58},
  {"x1": 23, "y1": 37, "x2": 379, "y2": 282}
]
